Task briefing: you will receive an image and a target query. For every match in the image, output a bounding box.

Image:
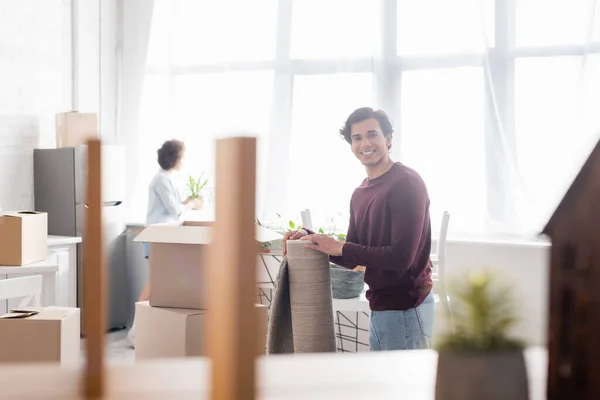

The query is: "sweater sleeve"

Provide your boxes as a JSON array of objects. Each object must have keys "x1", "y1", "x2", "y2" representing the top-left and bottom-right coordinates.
[
  {"x1": 329, "y1": 208, "x2": 359, "y2": 269},
  {"x1": 340, "y1": 176, "x2": 428, "y2": 272}
]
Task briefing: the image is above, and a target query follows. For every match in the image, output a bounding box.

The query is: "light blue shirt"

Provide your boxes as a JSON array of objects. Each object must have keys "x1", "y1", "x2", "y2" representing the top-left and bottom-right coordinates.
[{"x1": 146, "y1": 169, "x2": 183, "y2": 226}]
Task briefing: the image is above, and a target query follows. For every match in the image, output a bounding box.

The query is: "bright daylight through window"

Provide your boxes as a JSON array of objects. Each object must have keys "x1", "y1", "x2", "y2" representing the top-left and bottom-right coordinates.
[{"x1": 134, "y1": 0, "x2": 600, "y2": 238}]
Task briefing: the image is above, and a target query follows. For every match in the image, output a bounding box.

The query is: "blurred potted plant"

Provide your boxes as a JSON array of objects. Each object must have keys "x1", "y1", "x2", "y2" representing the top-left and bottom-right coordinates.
[
  {"x1": 186, "y1": 173, "x2": 210, "y2": 206},
  {"x1": 255, "y1": 217, "x2": 284, "y2": 254},
  {"x1": 435, "y1": 269, "x2": 528, "y2": 400},
  {"x1": 285, "y1": 217, "x2": 302, "y2": 233}
]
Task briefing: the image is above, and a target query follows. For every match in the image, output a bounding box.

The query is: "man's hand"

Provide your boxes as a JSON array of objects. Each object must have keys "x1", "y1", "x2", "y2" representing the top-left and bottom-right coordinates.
[
  {"x1": 282, "y1": 229, "x2": 308, "y2": 256},
  {"x1": 303, "y1": 234, "x2": 344, "y2": 257}
]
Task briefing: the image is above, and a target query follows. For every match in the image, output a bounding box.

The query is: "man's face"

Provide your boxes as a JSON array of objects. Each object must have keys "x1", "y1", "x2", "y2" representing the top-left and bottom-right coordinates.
[{"x1": 350, "y1": 118, "x2": 391, "y2": 167}]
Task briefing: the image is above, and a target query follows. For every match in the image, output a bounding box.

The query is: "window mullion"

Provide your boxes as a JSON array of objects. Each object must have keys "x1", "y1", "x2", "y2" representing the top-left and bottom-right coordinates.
[
  {"x1": 167, "y1": 0, "x2": 176, "y2": 120},
  {"x1": 263, "y1": 0, "x2": 294, "y2": 220},
  {"x1": 377, "y1": 0, "x2": 402, "y2": 160},
  {"x1": 484, "y1": 0, "x2": 516, "y2": 231}
]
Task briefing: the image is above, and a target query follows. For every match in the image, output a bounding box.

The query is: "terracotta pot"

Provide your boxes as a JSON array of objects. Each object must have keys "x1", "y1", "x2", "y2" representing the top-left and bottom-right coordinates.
[{"x1": 435, "y1": 350, "x2": 528, "y2": 400}]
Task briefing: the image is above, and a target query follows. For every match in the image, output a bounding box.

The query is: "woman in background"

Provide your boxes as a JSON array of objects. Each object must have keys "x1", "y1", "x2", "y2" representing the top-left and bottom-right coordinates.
[
  {"x1": 128, "y1": 139, "x2": 202, "y2": 346},
  {"x1": 144, "y1": 139, "x2": 201, "y2": 233}
]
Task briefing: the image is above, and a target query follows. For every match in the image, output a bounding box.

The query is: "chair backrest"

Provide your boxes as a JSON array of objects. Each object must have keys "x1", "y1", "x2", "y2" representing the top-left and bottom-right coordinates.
[
  {"x1": 300, "y1": 209, "x2": 313, "y2": 231},
  {"x1": 435, "y1": 211, "x2": 451, "y2": 277},
  {"x1": 0, "y1": 275, "x2": 43, "y2": 309}
]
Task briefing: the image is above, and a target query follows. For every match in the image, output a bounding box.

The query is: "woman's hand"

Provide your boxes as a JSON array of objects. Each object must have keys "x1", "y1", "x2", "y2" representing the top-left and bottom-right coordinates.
[
  {"x1": 282, "y1": 229, "x2": 308, "y2": 256},
  {"x1": 184, "y1": 197, "x2": 203, "y2": 210},
  {"x1": 302, "y1": 234, "x2": 344, "y2": 257},
  {"x1": 190, "y1": 197, "x2": 203, "y2": 210}
]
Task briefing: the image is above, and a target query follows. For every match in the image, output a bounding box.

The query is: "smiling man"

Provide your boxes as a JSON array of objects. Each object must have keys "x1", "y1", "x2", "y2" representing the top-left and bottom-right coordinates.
[{"x1": 283, "y1": 107, "x2": 434, "y2": 351}]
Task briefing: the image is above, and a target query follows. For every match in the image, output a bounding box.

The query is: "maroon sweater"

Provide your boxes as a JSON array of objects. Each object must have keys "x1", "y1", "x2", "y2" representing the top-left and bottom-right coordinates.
[{"x1": 329, "y1": 163, "x2": 433, "y2": 311}]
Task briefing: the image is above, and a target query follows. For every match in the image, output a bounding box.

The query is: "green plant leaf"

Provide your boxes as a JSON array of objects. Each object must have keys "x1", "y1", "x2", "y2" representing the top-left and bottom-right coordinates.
[
  {"x1": 435, "y1": 269, "x2": 524, "y2": 352},
  {"x1": 185, "y1": 173, "x2": 210, "y2": 199}
]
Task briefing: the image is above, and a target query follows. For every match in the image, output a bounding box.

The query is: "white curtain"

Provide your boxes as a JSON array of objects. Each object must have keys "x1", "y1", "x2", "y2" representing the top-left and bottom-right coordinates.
[
  {"x1": 130, "y1": 0, "x2": 600, "y2": 237},
  {"x1": 117, "y1": 0, "x2": 155, "y2": 222},
  {"x1": 486, "y1": 0, "x2": 600, "y2": 236}
]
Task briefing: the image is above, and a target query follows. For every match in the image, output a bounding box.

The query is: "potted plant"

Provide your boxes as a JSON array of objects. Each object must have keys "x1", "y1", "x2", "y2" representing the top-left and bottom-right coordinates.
[
  {"x1": 321, "y1": 229, "x2": 365, "y2": 299},
  {"x1": 186, "y1": 173, "x2": 210, "y2": 206},
  {"x1": 435, "y1": 269, "x2": 528, "y2": 400},
  {"x1": 258, "y1": 240, "x2": 272, "y2": 253},
  {"x1": 255, "y1": 217, "x2": 283, "y2": 253}
]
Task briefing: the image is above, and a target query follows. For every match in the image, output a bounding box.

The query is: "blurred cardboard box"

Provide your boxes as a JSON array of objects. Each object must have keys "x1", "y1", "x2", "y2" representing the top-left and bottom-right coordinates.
[
  {"x1": 134, "y1": 301, "x2": 268, "y2": 359},
  {"x1": 55, "y1": 111, "x2": 98, "y2": 148},
  {"x1": 134, "y1": 221, "x2": 282, "y2": 309},
  {"x1": 0, "y1": 211, "x2": 48, "y2": 266},
  {"x1": 0, "y1": 307, "x2": 80, "y2": 364}
]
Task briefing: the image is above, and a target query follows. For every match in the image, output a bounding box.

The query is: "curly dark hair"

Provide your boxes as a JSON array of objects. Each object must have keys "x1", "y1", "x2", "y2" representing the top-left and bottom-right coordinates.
[
  {"x1": 339, "y1": 107, "x2": 394, "y2": 149},
  {"x1": 157, "y1": 139, "x2": 185, "y2": 170}
]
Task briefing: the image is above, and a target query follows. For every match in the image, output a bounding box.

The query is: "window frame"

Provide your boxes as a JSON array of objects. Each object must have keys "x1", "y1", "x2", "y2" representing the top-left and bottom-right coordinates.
[{"x1": 143, "y1": 0, "x2": 600, "y2": 235}]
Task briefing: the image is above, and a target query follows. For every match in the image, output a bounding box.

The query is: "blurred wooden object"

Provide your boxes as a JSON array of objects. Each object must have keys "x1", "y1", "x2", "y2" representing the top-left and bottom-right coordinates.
[
  {"x1": 542, "y1": 140, "x2": 600, "y2": 400},
  {"x1": 82, "y1": 139, "x2": 106, "y2": 398},
  {"x1": 0, "y1": 347, "x2": 547, "y2": 399},
  {"x1": 205, "y1": 137, "x2": 258, "y2": 400}
]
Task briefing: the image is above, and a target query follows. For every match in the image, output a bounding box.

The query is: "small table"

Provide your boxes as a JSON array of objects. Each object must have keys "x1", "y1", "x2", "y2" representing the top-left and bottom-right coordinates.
[{"x1": 333, "y1": 289, "x2": 371, "y2": 313}]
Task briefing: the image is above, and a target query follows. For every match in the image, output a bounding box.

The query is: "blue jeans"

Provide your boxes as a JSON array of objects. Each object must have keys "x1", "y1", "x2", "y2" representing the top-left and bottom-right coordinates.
[
  {"x1": 369, "y1": 291, "x2": 434, "y2": 351},
  {"x1": 143, "y1": 242, "x2": 150, "y2": 259}
]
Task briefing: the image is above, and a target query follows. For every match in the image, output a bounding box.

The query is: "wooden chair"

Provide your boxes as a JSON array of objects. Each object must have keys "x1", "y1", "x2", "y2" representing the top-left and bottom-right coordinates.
[
  {"x1": 300, "y1": 209, "x2": 313, "y2": 231},
  {"x1": 431, "y1": 211, "x2": 450, "y2": 295},
  {"x1": 0, "y1": 275, "x2": 42, "y2": 309}
]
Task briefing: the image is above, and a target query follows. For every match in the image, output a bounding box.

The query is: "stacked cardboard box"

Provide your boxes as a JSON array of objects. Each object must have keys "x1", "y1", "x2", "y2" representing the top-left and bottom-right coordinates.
[
  {"x1": 133, "y1": 221, "x2": 280, "y2": 359},
  {"x1": 0, "y1": 211, "x2": 48, "y2": 266},
  {"x1": 0, "y1": 307, "x2": 80, "y2": 364},
  {"x1": 55, "y1": 111, "x2": 99, "y2": 148}
]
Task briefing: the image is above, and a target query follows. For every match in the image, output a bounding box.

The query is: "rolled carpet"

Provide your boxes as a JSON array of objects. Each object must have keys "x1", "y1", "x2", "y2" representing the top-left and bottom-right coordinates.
[{"x1": 266, "y1": 240, "x2": 336, "y2": 354}]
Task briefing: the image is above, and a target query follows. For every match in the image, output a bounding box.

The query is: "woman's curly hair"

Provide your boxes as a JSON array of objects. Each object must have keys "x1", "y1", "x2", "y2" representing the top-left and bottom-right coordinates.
[{"x1": 157, "y1": 139, "x2": 185, "y2": 170}]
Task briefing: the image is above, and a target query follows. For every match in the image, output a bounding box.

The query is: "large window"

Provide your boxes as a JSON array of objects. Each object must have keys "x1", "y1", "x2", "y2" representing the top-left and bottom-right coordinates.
[
  {"x1": 136, "y1": 0, "x2": 600, "y2": 237},
  {"x1": 400, "y1": 67, "x2": 487, "y2": 233},
  {"x1": 286, "y1": 73, "x2": 373, "y2": 231}
]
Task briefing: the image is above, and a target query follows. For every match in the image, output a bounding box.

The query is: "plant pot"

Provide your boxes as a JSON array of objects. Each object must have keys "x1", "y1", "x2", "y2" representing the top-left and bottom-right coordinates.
[
  {"x1": 435, "y1": 350, "x2": 528, "y2": 400},
  {"x1": 330, "y1": 264, "x2": 365, "y2": 299}
]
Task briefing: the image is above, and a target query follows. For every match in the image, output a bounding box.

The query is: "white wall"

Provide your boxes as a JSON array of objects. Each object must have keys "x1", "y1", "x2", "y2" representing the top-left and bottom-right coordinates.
[
  {"x1": 336, "y1": 237, "x2": 551, "y2": 352},
  {"x1": 0, "y1": 0, "x2": 72, "y2": 210},
  {"x1": 0, "y1": 0, "x2": 119, "y2": 211},
  {"x1": 442, "y1": 238, "x2": 551, "y2": 347}
]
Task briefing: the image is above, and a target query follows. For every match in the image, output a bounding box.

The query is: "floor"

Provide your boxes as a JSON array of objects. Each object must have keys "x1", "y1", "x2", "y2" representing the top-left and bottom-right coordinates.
[{"x1": 80, "y1": 329, "x2": 135, "y2": 365}]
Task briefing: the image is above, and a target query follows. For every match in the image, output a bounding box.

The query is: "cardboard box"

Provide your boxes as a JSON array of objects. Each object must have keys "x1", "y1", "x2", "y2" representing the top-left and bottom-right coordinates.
[
  {"x1": 134, "y1": 221, "x2": 282, "y2": 309},
  {"x1": 134, "y1": 301, "x2": 268, "y2": 360},
  {"x1": 0, "y1": 211, "x2": 48, "y2": 266},
  {"x1": 0, "y1": 307, "x2": 80, "y2": 365},
  {"x1": 55, "y1": 111, "x2": 99, "y2": 148}
]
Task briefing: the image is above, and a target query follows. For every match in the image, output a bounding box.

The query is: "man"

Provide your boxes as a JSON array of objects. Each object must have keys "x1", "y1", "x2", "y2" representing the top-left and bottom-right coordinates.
[{"x1": 283, "y1": 107, "x2": 434, "y2": 351}]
